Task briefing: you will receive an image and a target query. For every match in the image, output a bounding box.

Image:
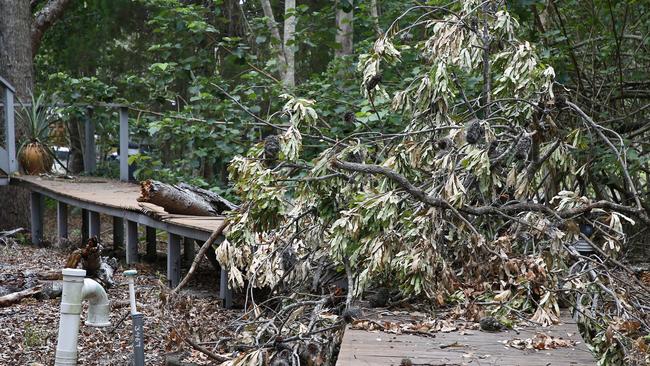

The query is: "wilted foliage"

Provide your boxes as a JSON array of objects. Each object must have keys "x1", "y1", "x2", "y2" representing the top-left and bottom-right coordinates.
[{"x1": 215, "y1": 1, "x2": 649, "y2": 365}]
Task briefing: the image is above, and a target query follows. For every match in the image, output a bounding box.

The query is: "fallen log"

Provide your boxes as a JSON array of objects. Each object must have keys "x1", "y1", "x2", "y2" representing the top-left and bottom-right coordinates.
[
  {"x1": 0, "y1": 286, "x2": 42, "y2": 307},
  {"x1": 138, "y1": 180, "x2": 237, "y2": 216}
]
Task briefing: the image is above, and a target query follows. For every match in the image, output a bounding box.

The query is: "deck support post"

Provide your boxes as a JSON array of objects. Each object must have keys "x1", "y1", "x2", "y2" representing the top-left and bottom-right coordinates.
[
  {"x1": 30, "y1": 192, "x2": 44, "y2": 246},
  {"x1": 145, "y1": 227, "x2": 157, "y2": 261},
  {"x1": 89, "y1": 211, "x2": 100, "y2": 240},
  {"x1": 126, "y1": 220, "x2": 138, "y2": 264},
  {"x1": 220, "y1": 267, "x2": 232, "y2": 308},
  {"x1": 183, "y1": 237, "x2": 195, "y2": 265},
  {"x1": 56, "y1": 201, "x2": 68, "y2": 243},
  {"x1": 113, "y1": 217, "x2": 124, "y2": 249},
  {"x1": 81, "y1": 209, "x2": 89, "y2": 244},
  {"x1": 167, "y1": 232, "x2": 181, "y2": 288},
  {"x1": 119, "y1": 107, "x2": 129, "y2": 181}
]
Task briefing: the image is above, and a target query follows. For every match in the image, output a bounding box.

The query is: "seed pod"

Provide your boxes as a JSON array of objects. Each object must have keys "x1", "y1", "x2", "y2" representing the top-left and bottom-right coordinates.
[
  {"x1": 343, "y1": 111, "x2": 356, "y2": 124},
  {"x1": 514, "y1": 135, "x2": 532, "y2": 160},
  {"x1": 281, "y1": 247, "x2": 297, "y2": 271},
  {"x1": 345, "y1": 150, "x2": 364, "y2": 163},
  {"x1": 465, "y1": 119, "x2": 484, "y2": 144},
  {"x1": 436, "y1": 137, "x2": 453, "y2": 151},
  {"x1": 479, "y1": 316, "x2": 505, "y2": 332},
  {"x1": 264, "y1": 135, "x2": 281, "y2": 161},
  {"x1": 366, "y1": 73, "x2": 383, "y2": 92}
]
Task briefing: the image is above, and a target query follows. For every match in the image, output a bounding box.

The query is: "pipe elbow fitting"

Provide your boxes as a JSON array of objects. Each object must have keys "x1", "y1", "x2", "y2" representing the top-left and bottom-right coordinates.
[{"x1": 82, "y1": 278, "x2": 111, "y2": 327}]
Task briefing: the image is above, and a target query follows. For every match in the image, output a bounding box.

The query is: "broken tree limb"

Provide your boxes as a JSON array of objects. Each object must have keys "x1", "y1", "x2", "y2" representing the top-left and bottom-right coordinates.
[
  {"x1": 172, "y1": 220, "x2": 229, "y2": 294},
  {"x1": 0, "y1": 286, "x2": 42, "y2": 307},
  {"x1": 138, "y1": 180, "x2": 237, "y2": 216}
]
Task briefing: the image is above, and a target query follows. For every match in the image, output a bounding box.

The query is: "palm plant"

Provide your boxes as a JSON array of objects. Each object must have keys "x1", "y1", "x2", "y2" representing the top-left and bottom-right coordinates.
[{"x1": 17, "y1": 93, "x2": 56, "y2": 174}]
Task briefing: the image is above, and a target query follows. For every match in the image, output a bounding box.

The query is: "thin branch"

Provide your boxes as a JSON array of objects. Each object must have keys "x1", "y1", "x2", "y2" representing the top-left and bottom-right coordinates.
[
  {"x1": 172, "y1": 220, "x2": 229, "y2": 294},
  {"x1": 566, "y1": 101, "x2": 642, "y2": 209}
]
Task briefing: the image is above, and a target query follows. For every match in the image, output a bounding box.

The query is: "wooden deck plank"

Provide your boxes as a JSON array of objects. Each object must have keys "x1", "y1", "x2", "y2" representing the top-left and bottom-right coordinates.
[{"x1": 337, "y1": 313, "x2": 594, "y2": 366}]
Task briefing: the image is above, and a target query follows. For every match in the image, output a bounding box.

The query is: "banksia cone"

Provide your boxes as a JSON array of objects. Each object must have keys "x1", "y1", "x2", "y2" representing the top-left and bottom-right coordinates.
[
  {"x1": 465, "y1": 119, "x2": 484, "y2": 144},
  {"x1": 514, "y1": 135, "x2": 532, "y2": 160},
  {"x1": 366, "y1": 73, "x2": 383, "y2": 92},
  {"x1": 264, "y1": 135, "x2": 281, "y2": 161},
  {"x1": 343, "y1": 111, "x2": 356, "y2": 124}
]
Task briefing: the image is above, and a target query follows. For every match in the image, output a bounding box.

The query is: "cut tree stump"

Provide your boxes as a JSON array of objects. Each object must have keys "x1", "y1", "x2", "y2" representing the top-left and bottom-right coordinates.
[{"x1": 138, "y1": 180, "x2": 237, "y2": 216}]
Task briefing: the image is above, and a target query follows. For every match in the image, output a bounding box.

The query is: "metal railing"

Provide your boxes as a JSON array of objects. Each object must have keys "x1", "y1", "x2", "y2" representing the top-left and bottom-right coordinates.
[
  {"x1": 0, "y1": 76, "x2": 131, "y2": 182},
  {"x1": 0, "y1": 75, "x2": 17, "y2": 184}
]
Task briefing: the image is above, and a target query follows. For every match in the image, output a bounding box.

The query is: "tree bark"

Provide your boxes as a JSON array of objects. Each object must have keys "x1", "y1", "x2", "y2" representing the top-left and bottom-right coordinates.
[
  {"x1": 335, "y1": 0, "x2": 354, "y2": 57},
  {"x1": 0, "y1": 0, "x2": 35, "y2": 231},
  {"x1": 0, "y1": 0, "x2": 35, "y2": 101},
  {"x1": 66, "y1": 118, "x2": 84, "y2": 173},
  {"x1": 31, "y1": 0, "x2": 73, "y2": 55},
  {"x1": 260, "y1": 0, "x2": 287, "y2": 80},
  {"x1": 282, "y1": 0, "x2": 297, "y2": 87},
  {"x1": 370, "y1": 0, "x2": 381, "y2": 35},
  {"x1": 138, "y1": 179, "x2": 237, "y2": 216}
]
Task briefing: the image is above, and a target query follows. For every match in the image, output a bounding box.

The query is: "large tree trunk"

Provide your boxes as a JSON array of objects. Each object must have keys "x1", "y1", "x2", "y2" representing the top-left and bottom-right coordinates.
[
  {"x1": 0, "y1": 0, "x2": 35, "y2": 231},
  {"x1": 282, "y1": 0, "x2": 296, "y2": 87},
  {"x1": 335, "y1": 0, "x2": 354, "y2": 57},
  {"x1": 0, "y1": 0, "x2": 35, "y2": 101}
]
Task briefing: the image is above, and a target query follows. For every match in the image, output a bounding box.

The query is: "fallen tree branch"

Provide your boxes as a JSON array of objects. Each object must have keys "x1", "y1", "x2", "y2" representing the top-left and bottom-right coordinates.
[
  {"x1": 0, "y1": 286, "x2": 42, "y2": 307},
  {"x1": 331, "y1": 159, "x2": 650, "y2": 225},
  {"x1": 176, "y1": 328, "x2": 231, "y2": 363},
  {"x1": 172, "y1": 220, "x2": 229, "y2": 294}
]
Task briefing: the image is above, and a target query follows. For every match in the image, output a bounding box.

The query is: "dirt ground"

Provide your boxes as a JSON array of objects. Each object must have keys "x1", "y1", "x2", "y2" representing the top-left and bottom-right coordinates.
[{"x1": 0, "y1": 204, "x2": 240, "y2": 365}]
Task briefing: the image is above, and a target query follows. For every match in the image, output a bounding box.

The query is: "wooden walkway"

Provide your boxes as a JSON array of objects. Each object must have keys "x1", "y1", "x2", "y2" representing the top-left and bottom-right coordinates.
[
  {"x1": 337, "y1": 313, "x2": 594, "y2": 366},
  {"x1": 11, "y1": 175, "x2": 232, "y2": 306}
]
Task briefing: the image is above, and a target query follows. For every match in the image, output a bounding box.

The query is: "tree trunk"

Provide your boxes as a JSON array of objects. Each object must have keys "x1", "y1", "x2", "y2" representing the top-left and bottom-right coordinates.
[
  {"x1": 0, "y1": 0, "x2": 35, "y2": 231},
  {"x1": 0, "y1": 0, "x2": 34, "y2": 101},
  {"x1": 370, "y1": 0, "x2": 381, "y2": 35},
  {"x1": 283, "y1": 0, "x2": 297, "y2": 87},
  {"x1": 282, "y1": 0, "x2": 297, "y2": 87},
  {"x1": 66, "y1": 118, "x2": 84, "y2": 173},
  {"x1": 335, "y1": 0, "x2": 354, "y2": 57},
  {"x1": 260, "y1": 0, "x2": 287, "y2": 81}
]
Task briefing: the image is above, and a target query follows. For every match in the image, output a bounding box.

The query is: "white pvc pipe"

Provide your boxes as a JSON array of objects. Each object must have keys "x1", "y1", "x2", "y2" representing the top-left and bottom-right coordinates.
[{"x1": 55, "y1": 268, "x2": 111, "y2": 366}]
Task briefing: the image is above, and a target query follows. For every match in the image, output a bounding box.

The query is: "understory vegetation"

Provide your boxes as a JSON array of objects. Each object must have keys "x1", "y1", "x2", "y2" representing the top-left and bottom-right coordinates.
[{"x1": 8, "y1": 0, "x2": 650, "y2": 365}]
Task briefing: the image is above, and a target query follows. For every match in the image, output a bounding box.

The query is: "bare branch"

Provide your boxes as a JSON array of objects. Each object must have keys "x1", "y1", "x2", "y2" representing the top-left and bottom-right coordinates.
[{"x1": 31, "y1": 0, "x2": 73, "y2": 55}]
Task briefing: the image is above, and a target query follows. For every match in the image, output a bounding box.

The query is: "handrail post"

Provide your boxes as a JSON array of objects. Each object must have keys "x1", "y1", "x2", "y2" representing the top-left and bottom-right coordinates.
[
  {"x1": 3, "y1": 86, "x2": 17, "y2": 174},
  {"x1": 119, "y1": 107, "x2": 129, "y2": 181}
]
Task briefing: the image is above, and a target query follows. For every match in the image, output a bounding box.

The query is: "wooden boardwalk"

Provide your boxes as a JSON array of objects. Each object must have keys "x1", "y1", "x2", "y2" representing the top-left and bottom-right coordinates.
[
  {"x1": 14, "y1": 175, "x2": 225, "y2": 239},
  {"x1": 11, "y1": 175, "x2": 232, "y2": 306},
  {"x1": 337, "y1": 313, "x2": 594, "y2": 366}
]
